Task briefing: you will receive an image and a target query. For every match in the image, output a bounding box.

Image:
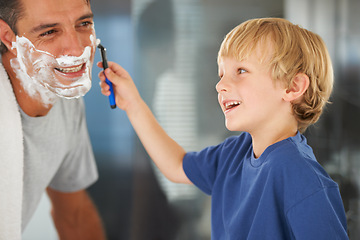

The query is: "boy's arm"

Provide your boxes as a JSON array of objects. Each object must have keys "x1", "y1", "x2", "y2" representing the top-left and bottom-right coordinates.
[{"x1": 98, "y1": 62, "x2": 191, "y2": 184}]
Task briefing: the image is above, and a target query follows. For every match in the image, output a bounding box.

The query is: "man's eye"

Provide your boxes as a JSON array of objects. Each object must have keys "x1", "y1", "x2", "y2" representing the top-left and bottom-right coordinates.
[
  {"x1": 79, "y1": 21, "x2": 93, "y2": 27},
  {"x1": 40, "y1": 29, "x2": 56, "y2": 37}
]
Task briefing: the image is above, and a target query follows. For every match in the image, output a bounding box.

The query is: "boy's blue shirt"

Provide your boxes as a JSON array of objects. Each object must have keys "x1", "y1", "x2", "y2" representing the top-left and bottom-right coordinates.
[{"x1": 183, "y1": 132, "x2": 348, "y2": 239}]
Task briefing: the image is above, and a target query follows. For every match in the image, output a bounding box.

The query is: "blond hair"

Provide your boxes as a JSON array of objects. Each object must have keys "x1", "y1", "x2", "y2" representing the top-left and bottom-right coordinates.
[{"x1": 218, "y1": 18, "x2": 333, "y2": 132}]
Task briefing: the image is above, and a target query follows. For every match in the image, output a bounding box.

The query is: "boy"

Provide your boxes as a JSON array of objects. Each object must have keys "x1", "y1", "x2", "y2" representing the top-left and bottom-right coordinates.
[{"x1": 98, "y1": 18, "x2": 348, "y2": 239}]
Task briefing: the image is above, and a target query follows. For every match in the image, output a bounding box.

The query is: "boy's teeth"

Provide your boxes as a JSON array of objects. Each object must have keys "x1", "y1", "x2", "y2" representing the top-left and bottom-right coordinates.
[
  {"x1": 56, "y1": 64, "x2": 83, "y2": 73},
  {"x1": 225, "y1": 101, "x2": 241, "y2": 109}
]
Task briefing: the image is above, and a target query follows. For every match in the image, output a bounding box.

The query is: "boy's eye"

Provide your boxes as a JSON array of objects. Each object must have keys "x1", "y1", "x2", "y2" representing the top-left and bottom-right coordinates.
[{"x1": 238, "y1": 68, "x2": 247, "y2": 74}]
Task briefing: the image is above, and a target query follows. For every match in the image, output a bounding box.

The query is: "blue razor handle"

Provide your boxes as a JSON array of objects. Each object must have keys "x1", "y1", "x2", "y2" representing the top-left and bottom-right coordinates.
[
  {"x1": 98, "y1": 43, "x2": 116, "y2": 109},
  {"x1": 105, "y1": 78, "x2": 116, "y2": 109}
]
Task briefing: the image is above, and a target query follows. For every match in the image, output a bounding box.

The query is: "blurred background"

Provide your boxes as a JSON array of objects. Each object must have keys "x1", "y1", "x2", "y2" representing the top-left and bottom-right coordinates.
[{"x1": 23, "y1": 0, "x2": 360, "y2": 239}]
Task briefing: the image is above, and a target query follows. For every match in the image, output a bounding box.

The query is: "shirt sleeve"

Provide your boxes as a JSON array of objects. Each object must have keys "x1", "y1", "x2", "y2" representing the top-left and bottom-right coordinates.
[
  {"x1": 183, "y1": 136, "x2": 238, "y2": 195},
  {"x1": 49, "y1": 99, "x2": 98, "y2": 192},
  {"x1": 183, "y1": 150, "x2": 215, "y2": 195},
  {"x1": 286, "y1": 187, "x2": 348, "y2": 239},
  {"x1": 183, "y1": 134, "x2": 250, "y2": 195}
]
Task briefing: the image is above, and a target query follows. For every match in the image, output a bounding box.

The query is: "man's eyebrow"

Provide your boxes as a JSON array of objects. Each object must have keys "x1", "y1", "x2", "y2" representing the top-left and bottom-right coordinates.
[
  {"x1": 31, "y1": 23, "x2": 58, "y2": 34},
  {"x1": 78, "y1": 13, "x2": 94, "y2": 21},
  {"x1": 30, "y1": 13, "x2": 94, "y2": 34}
]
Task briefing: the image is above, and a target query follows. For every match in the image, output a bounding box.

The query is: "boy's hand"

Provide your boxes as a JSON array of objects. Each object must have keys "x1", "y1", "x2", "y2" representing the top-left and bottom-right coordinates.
[{"x1": 97, "y1": 61, "x2": 141, "y2": 113}]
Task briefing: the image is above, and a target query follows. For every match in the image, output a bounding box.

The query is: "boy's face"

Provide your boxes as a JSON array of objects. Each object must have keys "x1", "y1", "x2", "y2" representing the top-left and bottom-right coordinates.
[
  {"x1": 9, "y1": 0, "x2": 95, "y2": 101},
  {"x1": 216, "y1": 49, "x2": 287, "y2": 134}
]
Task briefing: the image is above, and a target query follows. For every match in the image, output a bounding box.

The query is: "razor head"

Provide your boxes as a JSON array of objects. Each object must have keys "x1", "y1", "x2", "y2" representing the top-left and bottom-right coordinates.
[
  {"x1": 97, "y1": 43, "x2": 108, "y2": 69},
  {"x1": 96, "y1": 38, "x2": 101, "y2": 47}
]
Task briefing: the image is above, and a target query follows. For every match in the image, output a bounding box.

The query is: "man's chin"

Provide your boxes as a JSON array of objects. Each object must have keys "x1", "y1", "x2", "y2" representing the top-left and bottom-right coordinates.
[{"x1": 46, "y1": 83, "x2": 92, "y2": 99}]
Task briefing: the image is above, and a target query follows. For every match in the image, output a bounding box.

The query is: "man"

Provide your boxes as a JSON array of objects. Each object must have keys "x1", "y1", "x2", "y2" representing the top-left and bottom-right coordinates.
[{"x1": 0, "y1": 0, "x2": 105, "y2": 239}]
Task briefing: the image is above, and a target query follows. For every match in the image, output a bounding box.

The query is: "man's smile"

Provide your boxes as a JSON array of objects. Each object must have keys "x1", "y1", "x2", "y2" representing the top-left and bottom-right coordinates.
[{"x1": 55, "y1": 63, "x2": 85, "y2": 74}]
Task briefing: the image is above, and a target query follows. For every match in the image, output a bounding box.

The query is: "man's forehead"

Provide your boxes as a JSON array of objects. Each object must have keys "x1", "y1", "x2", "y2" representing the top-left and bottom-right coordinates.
[
  {"x1": 16, "y1": 0, "x2": 92, "y2": 33},
  {"x1": 20, "y1": 0, "x2": 90, "y2": 5},
  {"x1": 19, "y1": 0, "x2": 91, "y2": 19}
]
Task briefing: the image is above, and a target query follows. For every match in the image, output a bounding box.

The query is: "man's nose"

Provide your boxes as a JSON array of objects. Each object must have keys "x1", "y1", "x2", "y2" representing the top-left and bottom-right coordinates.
[{"x1": 60, "y1": 30, "x2": 87, "y2": 57}]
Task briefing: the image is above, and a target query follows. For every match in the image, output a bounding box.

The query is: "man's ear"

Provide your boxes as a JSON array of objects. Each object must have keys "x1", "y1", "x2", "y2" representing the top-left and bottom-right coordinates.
[
  {"x1": 0, "y1": 19, "x2": 17, "y2": 55},
  {"x1": 283, "y1": 73, "x2": 310, "y2": 102}
]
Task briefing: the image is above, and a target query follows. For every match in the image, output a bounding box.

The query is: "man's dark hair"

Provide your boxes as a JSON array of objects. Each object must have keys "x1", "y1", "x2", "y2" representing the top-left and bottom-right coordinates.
[
  {"x1": 0, "y1": 0, "x2": 90, "y2": 54},
  {"x1": 0, "y1": 0, "x2": 24, "y2": 54}
]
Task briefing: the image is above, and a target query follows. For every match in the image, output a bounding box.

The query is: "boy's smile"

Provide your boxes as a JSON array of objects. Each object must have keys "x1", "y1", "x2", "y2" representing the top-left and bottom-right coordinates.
[
  {"x1": 223, "y1": 100, "x2": 242, "y2": 113},
  {"x1": 216, "y1": 51, "x2": 288, "y2": 135}
]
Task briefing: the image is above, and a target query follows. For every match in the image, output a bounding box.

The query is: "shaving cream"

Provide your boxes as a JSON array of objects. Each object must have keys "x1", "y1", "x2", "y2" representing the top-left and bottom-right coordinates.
[{"x1": 10, "y1": 35, "x2": 96, "y2": 106}]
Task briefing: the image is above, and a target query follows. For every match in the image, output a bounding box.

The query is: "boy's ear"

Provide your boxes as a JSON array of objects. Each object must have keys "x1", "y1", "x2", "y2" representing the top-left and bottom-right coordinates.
[
  {"x1": 283, "y1": 73, "x2": 310, "y2": 102},
  {"x1": 0, "y1": 19, "x2": 17, "y2": 55}
]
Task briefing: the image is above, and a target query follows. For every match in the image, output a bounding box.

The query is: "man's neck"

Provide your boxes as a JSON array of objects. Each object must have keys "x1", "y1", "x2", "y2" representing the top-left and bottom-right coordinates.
[{"x1": 2, "y1": 53, "x2": 54, "y2": 117}]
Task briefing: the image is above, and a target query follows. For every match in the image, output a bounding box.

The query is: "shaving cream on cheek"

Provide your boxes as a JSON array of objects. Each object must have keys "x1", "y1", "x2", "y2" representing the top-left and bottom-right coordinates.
[
  {"x1": 10, "y1": 35, "x2": 95, "y2": 105},
  {"x1": 10, "y1": 39, "x2": 57, "y2": 106}
]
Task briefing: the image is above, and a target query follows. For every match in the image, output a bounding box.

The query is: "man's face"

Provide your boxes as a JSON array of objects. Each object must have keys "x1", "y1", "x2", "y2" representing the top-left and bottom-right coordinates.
[{"x1": 10, "y1": 0, "x2": 95, "y2": 104}]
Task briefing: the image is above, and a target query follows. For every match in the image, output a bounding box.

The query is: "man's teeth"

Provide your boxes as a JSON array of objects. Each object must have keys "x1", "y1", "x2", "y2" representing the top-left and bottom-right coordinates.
[
  {"x1": 225, "y1": 101, "x2": 241, "y2": 109},
  {"x1": 56, "y1": 64, "x2": 83, "y2": 73}
]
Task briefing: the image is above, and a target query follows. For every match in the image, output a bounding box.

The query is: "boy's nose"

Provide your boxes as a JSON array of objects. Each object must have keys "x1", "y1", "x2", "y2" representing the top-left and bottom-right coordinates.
[{"x1": 216, "y1": 78, "x2": 228, "y2": 93}]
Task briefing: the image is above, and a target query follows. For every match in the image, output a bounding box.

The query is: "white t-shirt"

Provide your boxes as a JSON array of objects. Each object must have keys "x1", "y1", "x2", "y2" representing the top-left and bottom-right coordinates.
[{"x1": 20, "y1": 97, "x2": 98, "y2": 231}]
